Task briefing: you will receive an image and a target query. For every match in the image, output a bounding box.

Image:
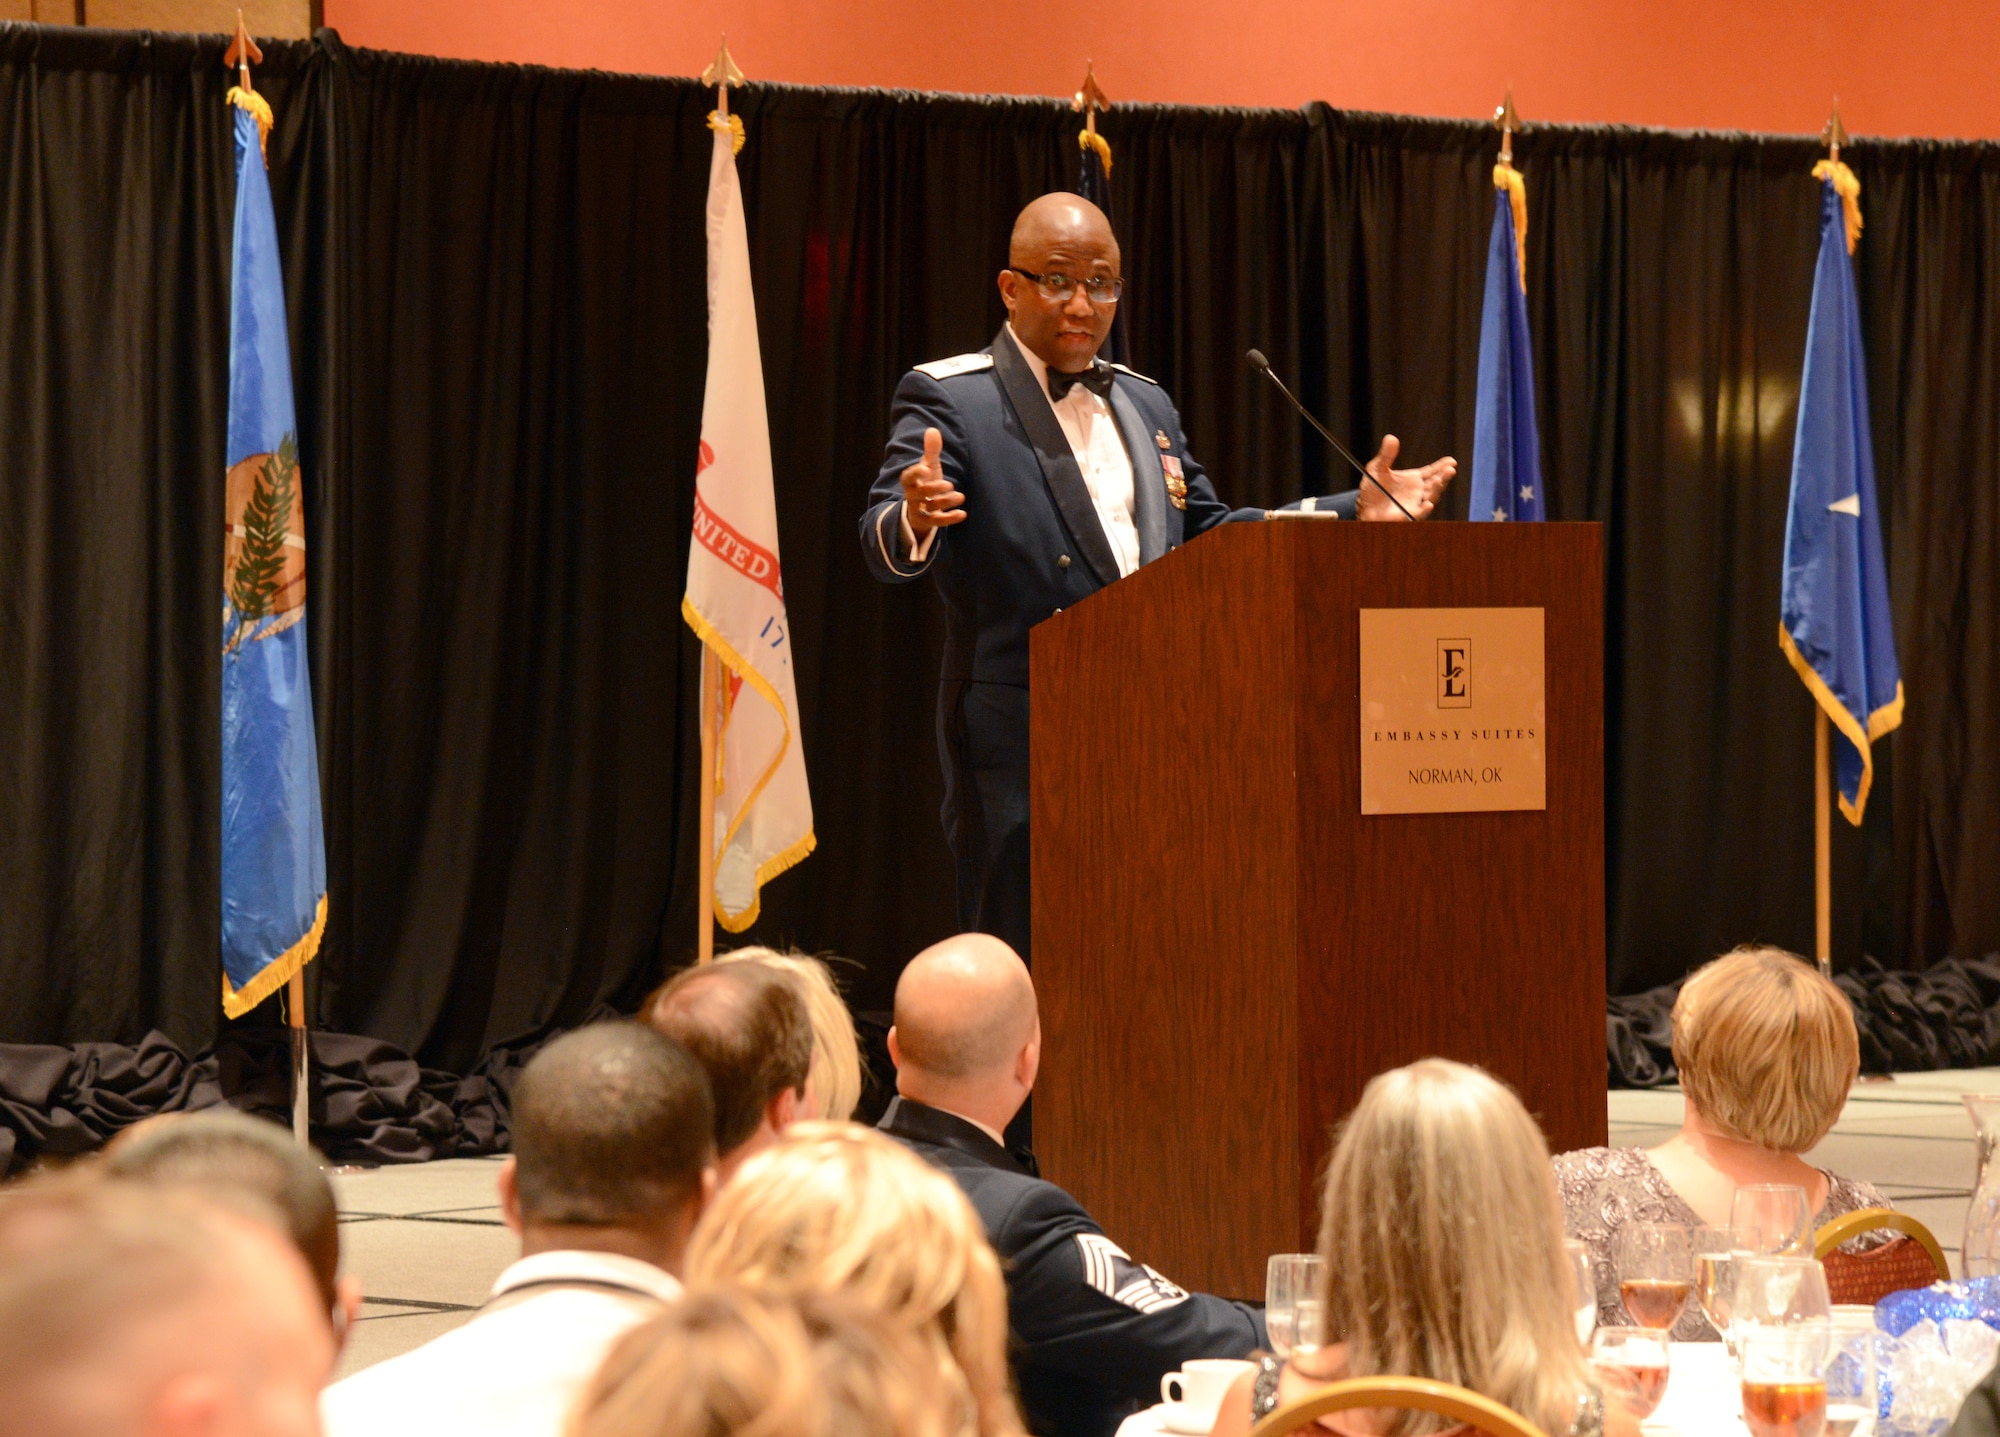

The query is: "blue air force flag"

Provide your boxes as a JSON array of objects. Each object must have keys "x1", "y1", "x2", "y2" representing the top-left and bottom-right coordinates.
[
  {"x1": 221, "y1": 93, "x2": 327, "y2": 1015},
  {"x1": 1469, "y1": 167, "x2": 1543, "y2": 523},
  {"x1": 1779, "y1": 165, "x2": 1902, "y2": 825}
]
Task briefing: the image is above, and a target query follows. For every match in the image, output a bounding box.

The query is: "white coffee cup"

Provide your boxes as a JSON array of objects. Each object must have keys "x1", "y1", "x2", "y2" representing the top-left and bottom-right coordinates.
[{"x1": 1160, "y1": 1358, "x2": 1257, "y2": 1425}]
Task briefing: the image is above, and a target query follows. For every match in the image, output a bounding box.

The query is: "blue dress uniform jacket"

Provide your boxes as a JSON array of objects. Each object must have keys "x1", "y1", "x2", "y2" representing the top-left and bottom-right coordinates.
[
  {"x1": 860, "y1": 325, "x2": 1247, "y2": 683},
  {"x1": 880, "y1": 1097, "x2": 1265, "y2": 1437},
  {"x1": 859, "y1": 327, "x2": 1239, "y2": 958}
]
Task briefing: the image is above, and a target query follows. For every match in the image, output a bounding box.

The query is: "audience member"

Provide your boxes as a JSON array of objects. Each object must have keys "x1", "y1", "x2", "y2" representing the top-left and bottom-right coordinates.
[
  {"x1": 0, "y1": 1177, "x2": 333, "y2": 1437},
  {"x1": 1212, "y1": 1059, "x2": 1621, "y2": 1437},
  {"x1": 880, "y1": 933, "x2": 1262, "y2": 1437},
  {"x1": 716, "y1": 945, "x2": 865, "y2": 1119},
  {"x1": 685, "y1": 1120, "x2": 1025, "y2": 1437},
  {"x1": 647, "y1": 958, "x2": 813, "y2": 1179},
  {"x1": 103, "y1": 1108, "x2": 361, "y2": 1342},
  {"x1": 572, "y1": 1288, "x2": 972, "y2": 1437},
  {"x1": 1554, "y1": 945, "x2": 1889, "y2": 1338},
  {"x1": 321, "y1": 1021, "x2": 714, "y2": 1437}
]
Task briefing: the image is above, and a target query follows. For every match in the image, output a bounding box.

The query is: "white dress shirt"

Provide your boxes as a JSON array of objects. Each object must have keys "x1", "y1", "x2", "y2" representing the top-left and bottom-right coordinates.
[
  {"x1": 902, "y1": 325, "x2": 1139, "y2": 575},
  {"x1": 320, "y1": 1249, "x2": 682, "y2": 1437}
]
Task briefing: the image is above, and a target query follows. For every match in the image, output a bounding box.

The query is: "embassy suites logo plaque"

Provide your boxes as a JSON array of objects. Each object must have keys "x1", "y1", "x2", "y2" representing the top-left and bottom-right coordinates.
[{"x1": 1358, "y1": 608, "x2": 1546, "y2": 815}]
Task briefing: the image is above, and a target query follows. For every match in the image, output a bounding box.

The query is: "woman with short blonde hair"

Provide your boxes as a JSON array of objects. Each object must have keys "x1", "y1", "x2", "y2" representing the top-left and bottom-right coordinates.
[
  {"x1": 1213, "y1": 1060, "x2": 1604, "y2": 1437},
  {"x1": 684, "y1": 1122, "x2": 1021, "y2": 1437},
  {"x1": 1556, "y1": 945, "x2": 1888, "y2": 1339},
  {"x1": 716, "y1": 946, "x2": 865, "y2": 1120},
  {"x1": 570, "y1": 1287, "x2": 973, "y2": 1437}
]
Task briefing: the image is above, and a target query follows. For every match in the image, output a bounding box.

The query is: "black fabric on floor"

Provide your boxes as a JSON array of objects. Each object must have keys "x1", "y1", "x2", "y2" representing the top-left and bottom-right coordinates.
[
  {"x1": 0, "y1": 1007, "x2": 616, "y2": 1177},
  {"x1": 1608, "y1": 954, "x2": 2000, "y2": 1088}
]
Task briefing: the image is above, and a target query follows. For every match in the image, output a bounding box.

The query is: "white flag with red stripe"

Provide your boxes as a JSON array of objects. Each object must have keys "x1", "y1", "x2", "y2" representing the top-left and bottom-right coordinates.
[{"x1": 681, "y1": 115, "x2": 814, "y2": 930}]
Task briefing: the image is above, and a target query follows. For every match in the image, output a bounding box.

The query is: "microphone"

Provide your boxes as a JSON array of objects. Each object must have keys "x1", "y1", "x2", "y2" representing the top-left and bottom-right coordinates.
[{"x1": 1246, "y1": 349, "x2": 1417, "y2": 521}]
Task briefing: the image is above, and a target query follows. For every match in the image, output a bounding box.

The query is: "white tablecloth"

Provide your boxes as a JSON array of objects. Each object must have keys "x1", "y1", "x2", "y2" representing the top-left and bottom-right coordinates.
[{"x1": 1114, "y1": 1343, "x2": 1746, "y2": 1437}]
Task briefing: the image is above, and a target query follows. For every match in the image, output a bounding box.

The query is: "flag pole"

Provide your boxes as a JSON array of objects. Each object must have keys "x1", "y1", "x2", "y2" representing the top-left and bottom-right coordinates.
[
  {"x1": 227, "y1": 9, "x2": 310, "y2": 1143},
  {"x1": 287, "y1": 971, "x2": 310, "y2": 1141},
  {"x1": 698, "y1": 643, "x2": 719, "y2": 964},
  {"x1": 1815, "y1": 708, "x2": 1832, "y2": 978},
  {"x1": 694, "y1": 37, "x2": 742, "y2": 967},
  {"x1": 1811, "y1": 100, "x2": 1844, "y2": 984}
]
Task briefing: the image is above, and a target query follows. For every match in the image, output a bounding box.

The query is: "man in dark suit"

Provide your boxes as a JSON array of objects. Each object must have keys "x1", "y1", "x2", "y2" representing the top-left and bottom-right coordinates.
[
  {"x1": 878, "y1": 931, "x2": 1265, "y2": 1437},
  {"x1": 859, "y1": 192, "x2": 1454, "y2": 961}
]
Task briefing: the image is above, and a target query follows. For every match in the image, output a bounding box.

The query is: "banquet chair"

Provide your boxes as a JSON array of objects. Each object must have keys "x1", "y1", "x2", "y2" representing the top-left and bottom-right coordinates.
[
  {"x1": 1813, "y1": 1207, "x2": 1950, "y2": 1305},
  {"x1": 1248, "y1": 1377, "x2": 1551, "y2": 1437}
]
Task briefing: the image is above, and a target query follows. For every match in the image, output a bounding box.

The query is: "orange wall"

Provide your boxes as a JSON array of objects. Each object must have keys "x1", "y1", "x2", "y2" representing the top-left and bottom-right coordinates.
[{"x1": 324, "y1": 0, "x2": 1999, "y2": 141}]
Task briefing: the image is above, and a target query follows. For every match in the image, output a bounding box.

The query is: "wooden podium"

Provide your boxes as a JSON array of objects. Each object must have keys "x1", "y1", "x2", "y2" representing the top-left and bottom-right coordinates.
[{"x1": 1029, "y1": 519, "x2": 1606, "y2": 1300}]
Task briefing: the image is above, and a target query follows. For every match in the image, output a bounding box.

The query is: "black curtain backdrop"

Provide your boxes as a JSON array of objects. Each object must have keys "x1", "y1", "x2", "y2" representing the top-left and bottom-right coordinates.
[{"x1": 4, "y1": 25, "x2": 2000, "y2": 1075}]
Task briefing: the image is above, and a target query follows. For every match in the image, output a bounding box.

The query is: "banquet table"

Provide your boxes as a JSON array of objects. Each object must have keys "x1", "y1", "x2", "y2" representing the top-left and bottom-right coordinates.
[{"x1": 1114, "y1": 1343, "x2": 1747, "y2": 1437}]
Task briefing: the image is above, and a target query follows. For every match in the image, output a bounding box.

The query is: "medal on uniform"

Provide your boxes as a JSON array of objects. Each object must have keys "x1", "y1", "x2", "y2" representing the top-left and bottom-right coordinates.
[
  {"x1": 1161, "y1": 453, "x2": 1187, "y2": 510},
  {"x1": 1155, "y1": 430, "x2": 1171, "y2": 450}
]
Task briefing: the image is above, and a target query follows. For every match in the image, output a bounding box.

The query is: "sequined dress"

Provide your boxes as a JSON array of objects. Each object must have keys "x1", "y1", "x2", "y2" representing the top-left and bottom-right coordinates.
[{"x1": 1552, "y1": 1146, "x2": 1889, "y2": 1341}]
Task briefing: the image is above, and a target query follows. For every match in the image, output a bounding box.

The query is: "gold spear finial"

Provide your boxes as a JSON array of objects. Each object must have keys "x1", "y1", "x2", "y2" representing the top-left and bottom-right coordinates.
[
  {"x1": 1494, "y1": 86, "x2": 1522, "y2": 166},
  {"x1": 1073, "y1": 61, "x2": 1110, "y2": 141},
  {"x1": 1821, "y1": 99, "x2": 1848, "y2": 165},
  {"x1": 703, "y1": 38, "x2": 746, "y2": 118},
  {"x1": 224, "y1": 8, "x2": 263, "y2": 93}
]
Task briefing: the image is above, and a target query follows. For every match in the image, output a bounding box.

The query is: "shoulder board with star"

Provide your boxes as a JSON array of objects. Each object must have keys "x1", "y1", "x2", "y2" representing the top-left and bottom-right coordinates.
[
  {"x1": 914, "y1": 353, "x2": 995, "y2": 381},
  {"x1": 1107, "y1": 362, "x2": 1159, "y2": 386}
]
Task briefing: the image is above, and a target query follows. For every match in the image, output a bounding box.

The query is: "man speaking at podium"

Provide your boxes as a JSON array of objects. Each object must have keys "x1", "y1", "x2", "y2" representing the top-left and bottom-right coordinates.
[{"x1": 861, "y1": 193, "x2": 1455, "y2": 962}]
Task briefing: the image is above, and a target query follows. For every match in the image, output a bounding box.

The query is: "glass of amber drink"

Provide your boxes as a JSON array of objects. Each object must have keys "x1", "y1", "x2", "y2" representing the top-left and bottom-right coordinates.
[
  {"x1": 1616, "y1": 1222, "x2": 1693, "y2": 1330},
  {"x1": 1590, "y1": 1326, "x2": 1672, "y2": 1421},
  {"x1": 1741, "y1": 1323, "x2": 1832, "y2": 1437}
]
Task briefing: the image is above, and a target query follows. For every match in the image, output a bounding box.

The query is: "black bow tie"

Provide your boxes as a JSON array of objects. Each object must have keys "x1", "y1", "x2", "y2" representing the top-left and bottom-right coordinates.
[{"x1": 1047, "y1": 362, "x2": 1114, "y2": 403}]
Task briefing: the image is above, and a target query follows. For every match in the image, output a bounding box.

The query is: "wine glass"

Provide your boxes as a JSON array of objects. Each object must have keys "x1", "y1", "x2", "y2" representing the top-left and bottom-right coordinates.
[
  {"x1": 1265, "y1": 1253, "x2": 1326, "y2": 1358},
  {"x1": 1740, "y1": 1322, "x2": 1832, "y2": 1437},
  {"x1": 1590, "y1": 1326, "x2": 1672, "y2": 1422},
  {"x1": 1824, "y1": 1311, "x2": 1878, "y2": 1437},
  {"x1": 1692, "y1": 1224, "x2": 1753, "y2": 1340},
  {"x1": 1733, "y1": 1256, "x2": 1834, "y2": 1331},
  {"x1": 1616, "y1": 1222, "x2": 1693, "y2": 1330},
  {"x1": 1564, "y1": 1238, "x2": 1597, "y2": 1344},
  {"x1": 1733, "y1": 1184, "x2": 1815, "y2": 1257}
]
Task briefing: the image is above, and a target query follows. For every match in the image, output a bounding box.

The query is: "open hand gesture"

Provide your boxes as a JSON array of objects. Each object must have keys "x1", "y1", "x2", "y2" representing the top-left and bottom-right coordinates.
[
  {"x1": 1356, "y1": 434, "x2": 1456, "y2": 522},
  {"x1": 901, "y1": 428, "x2": 967, "y2": 536}
]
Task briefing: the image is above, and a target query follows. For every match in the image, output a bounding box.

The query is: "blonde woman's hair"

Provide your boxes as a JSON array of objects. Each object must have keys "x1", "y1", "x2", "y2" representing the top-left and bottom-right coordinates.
[
  {"x1": 1318, "y1": 1059, "x2": 1593, "y2": 1437},
  {"x1": 717, "y1": 947, "x2": 864, "y2": 1120},
  {"x1": 1672, "y1": 944, "x2": 1860, "y2": 1151},
  {"x1": 684, "y1": 1122, "x2": 1022, "y2": 1437},
  {"x1": 570, "y1": 1287, "x2": 973, "y2": 1437}
]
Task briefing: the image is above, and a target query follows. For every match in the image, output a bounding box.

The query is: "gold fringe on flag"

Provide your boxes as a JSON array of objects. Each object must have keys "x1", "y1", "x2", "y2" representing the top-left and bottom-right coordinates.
[
  {"x1": 709, "y1": 111, "x2": 746, "y2": 154},
  {"x1": 1494, "y1": 160, "x2": 1527, "y2": 292},
  {"x1": 1812, "y1": 158, "x2": 1862, "y2": 255},
  {"x1": 227, "y1": 85, "x2": 274, "y2": 160},
  {"x1": 1079, "y1": 127, "x2": 1112, "y2": 175},
  {"x1": 220, "y1": 892, "x2": 327, "y2": 1018}
]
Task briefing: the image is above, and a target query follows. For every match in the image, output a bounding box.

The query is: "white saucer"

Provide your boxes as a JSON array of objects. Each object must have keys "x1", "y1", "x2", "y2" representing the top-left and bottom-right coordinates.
[{"x1": 1158, "y1": 1403, "x2": 1216, "y2": 1435}]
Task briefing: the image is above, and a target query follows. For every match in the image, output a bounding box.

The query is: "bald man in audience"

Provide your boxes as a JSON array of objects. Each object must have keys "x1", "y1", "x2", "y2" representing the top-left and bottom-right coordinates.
[
  {"x1": 880, "y1": 933, "x2": 1263, "y2": 1437},
  {"x1": 105, "y1": 1109, "x2": 362, "y2": 1344},
  {"x1": 646, "y1": 958, "x2": 812, "y2": 1182},
  {"x1": 321, "y1": 1022, "x2": 715, "y2": 1437},
  {"x1": 0, "y1": 1178, "x2": 334, "y2": 1437}
]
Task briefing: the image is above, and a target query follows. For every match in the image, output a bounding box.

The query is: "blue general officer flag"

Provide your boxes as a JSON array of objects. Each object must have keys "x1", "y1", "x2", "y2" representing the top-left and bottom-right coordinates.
[
  {"x1": 1779, "y1": 162, "x2": 1902, "y2": 825},
  {"x1": 1470, "y1": 165, "x2": 1543, "y2": 522},
  {"x1": 221, "y1": 90, "x2": 327, "y2": 1016}
]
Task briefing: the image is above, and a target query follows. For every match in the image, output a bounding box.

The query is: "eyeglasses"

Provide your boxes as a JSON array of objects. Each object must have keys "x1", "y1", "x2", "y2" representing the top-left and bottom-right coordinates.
[{"x1": 1010, "y1": 268, "x2": 1124, "y2": 305}]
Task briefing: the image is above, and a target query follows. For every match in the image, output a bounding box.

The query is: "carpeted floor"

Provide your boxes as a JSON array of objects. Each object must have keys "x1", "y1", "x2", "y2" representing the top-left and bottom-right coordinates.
[{"x1": 330, "y1": 1073, "x2": 2000, "y2": 1380}]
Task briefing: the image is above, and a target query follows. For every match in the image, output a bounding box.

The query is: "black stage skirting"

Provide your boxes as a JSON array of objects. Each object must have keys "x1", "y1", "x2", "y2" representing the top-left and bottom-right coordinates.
[
  {"x1": 0, "y1": 1007, "x2": 898, "y2": 1177},
  {"x1": 1609, "y1": 954, "x2": 2000, "y2": 1088},
  {"x1": 9, "y1": 975, "x2": 2000, "y2": 1173}
]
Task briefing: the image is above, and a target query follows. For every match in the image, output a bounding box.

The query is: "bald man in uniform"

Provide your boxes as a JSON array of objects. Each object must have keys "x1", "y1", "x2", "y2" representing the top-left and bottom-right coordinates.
[
  {"x1": 878, "y1": 933, "x2": 1264, "y2": 1437},
  {"x1": 860, "y1": 193, "x2": 1453, "y2": 962}
]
